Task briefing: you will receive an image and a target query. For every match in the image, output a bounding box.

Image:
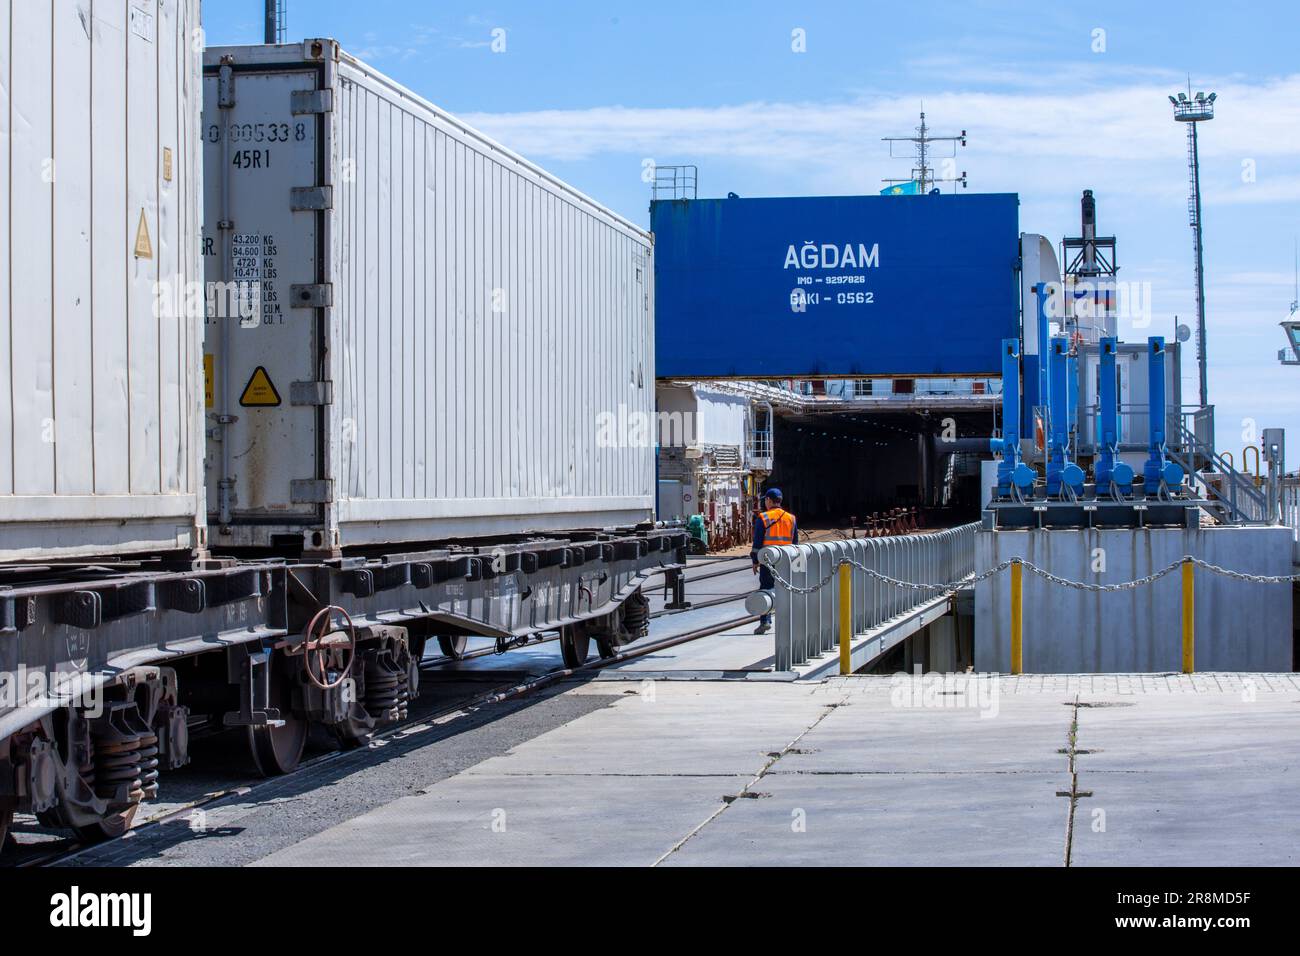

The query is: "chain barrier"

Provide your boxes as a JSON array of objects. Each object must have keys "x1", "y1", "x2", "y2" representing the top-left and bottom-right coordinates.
[
  {"x1": 762, "y1": 553, "x2": 1300, "y2": 595},
  {"x1": 1184, "y1": 557, "x2": 1300, "y2": 586}
]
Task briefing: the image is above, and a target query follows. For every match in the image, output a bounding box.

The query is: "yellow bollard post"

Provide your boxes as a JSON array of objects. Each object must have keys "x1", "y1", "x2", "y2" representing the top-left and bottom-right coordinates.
[
  {"x1": 1010, "y1": 559, "x2": 1023, "y2": 675},
  {"x1": 1181, "y1": 559, "x2": 1195, "y2": 674},
  {"x1": 838, "y1": 563, "x2": 852, "y2": 675}
]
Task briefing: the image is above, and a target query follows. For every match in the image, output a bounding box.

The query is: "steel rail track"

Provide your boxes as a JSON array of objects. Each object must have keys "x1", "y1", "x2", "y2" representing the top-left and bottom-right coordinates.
[
  {"x1": 13, "y1": 611, "x2": 759, "y2": 868},
  {"x1": 677, "y1": 562, "x2": 755, "y2": 585},
  {"x1": 651, "y1": 591, "x2": 751, "y2": 618}
]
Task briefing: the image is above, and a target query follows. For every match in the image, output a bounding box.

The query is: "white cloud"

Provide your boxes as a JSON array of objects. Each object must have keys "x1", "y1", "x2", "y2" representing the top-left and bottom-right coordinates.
[
  {"x1": 455, "y1": 71, "x2": 1300, "y2": 460},
  {"x1": 460, "y1": 74, "x2": 1300, "y2": 166}
]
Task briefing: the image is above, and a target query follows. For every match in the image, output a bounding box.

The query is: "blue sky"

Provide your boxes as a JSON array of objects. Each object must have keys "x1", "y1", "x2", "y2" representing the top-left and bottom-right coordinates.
[{"x1": 204, "y1": 1, "x2": 1300, "y2": 459}]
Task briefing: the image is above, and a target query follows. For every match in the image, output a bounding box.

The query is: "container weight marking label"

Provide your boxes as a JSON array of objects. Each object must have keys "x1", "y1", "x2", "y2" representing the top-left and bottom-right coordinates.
[
  {"x1": 231, "y1": 233, "x2": 282, "y2": 325},
  {"x1": 239, "y1": 366, "x2": 282, "y2": 407}
]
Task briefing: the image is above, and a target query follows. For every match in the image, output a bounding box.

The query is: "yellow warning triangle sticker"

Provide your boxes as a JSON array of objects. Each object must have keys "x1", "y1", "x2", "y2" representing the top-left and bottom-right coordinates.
[
  {"x1": 134, "y1": 208, "x2": 153, "y2": 259},
  {"x1": 239, "y1": 366, "x2": 282, "y2": 407}
]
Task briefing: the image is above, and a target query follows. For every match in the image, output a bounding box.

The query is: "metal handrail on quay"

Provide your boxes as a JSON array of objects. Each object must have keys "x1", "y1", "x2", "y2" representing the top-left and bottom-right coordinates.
[{"x1": 758, "y1": 524, "x2": 979, "y2": 671}]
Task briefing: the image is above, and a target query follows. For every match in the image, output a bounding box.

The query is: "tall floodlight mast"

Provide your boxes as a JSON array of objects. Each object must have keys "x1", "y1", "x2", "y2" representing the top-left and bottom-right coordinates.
[
  {"x1": 1169, "y1": 86, "x2": 1216, "y2": 406},
  {"x1": 264, "y1": 0, "x2": 286, "y2": 44}
]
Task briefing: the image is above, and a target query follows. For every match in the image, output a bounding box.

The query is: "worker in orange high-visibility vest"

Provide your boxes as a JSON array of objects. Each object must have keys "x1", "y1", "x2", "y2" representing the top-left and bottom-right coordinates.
[{"x1": 751, "y1": 488, "x2": 797, "y2": 634}]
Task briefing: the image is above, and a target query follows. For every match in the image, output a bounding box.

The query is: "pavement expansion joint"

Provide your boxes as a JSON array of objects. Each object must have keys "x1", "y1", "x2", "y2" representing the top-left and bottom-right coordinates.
[
  {"x1": 652, "y1": 696, "x2": 848, "y2": 866},
  {"x1": 1073, "y1": 701, "x2": 1138, "y2": 708},
  {"x1": 481, "y1": 772, "x2": 747, "y2": 778},
  {"x1": 767, "y1": 768, "x2": 1065, "y2": 776},
  {"x1": 1061, "y1": 695, "x2": 1084, "y2": 867}
]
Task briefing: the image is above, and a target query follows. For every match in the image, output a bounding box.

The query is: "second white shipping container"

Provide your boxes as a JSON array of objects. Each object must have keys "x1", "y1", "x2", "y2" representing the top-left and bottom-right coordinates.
[{"x1": 202, "y1": 40, "x2": 654, "y2": 551}]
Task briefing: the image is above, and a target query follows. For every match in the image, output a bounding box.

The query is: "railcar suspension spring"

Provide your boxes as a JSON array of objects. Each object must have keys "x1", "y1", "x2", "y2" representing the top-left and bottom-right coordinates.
[
  {"x1": 89, "y1": 703, "x2": 158, "y2": 808},
  {"x1": 362, "y1": 652, "x2": 408, "y2": 723},
  {"x1": 622, "y1": 590, "x2": 650, "y2": 638}
]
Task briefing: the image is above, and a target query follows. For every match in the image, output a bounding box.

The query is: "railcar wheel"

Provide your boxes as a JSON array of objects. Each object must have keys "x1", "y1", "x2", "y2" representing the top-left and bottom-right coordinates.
[
  {"x1": 437, "y1": 635, "x2": 469, "y2": 659},
  {"x1": 595, "y1": 636, "x2": 619, "y2": 660},
  {"x1": 0, "y1": 804, "x2": 12, "y2": 851},
  {"x1": 248, "y1": 661, "x2": 306, "y2": 777},
  {"x1": 73, "y1": 804, "x2": 139, "y2": 844},
  {"x1": 559, "y1": 623, "x2": 591, "y2": 668}
]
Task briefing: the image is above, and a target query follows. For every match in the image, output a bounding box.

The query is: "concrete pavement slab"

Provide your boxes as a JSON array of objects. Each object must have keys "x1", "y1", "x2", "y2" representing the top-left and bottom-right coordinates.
[
  {"x1": 779, "y1": 694, "x2": 1074, "y2": 774},
  {"x1": 1069, "y1": 769, "x2": 1300, "y2": 866},
  {"x1": 1067, "y1": 686, "x2": 1300, "y2": 866},
  {"x1": 1074, "y1": 693, "x2": 1300, "y2": 773},
  {"x1": 256, "y1": 773, "x2": 752, "y2": 867},
  {"x1": 462, "y1": 682, "x2": 834, "y2": 777},
  {"x1": 661, "y1": 772, "x2": 1067, "y2": 866}
]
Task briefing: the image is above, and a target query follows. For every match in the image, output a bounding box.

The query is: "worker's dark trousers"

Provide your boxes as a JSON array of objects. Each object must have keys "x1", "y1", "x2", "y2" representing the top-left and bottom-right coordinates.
[{"x1": 757, "y1": 565, "x2": 775, "y2": 626}]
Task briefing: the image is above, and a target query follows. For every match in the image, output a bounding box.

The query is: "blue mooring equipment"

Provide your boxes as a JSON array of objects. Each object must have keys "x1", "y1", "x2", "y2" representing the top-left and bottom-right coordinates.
[
  {"x1": 1143, "y1": 336, "x2": 1185, "y2": 495},
  {"x1": 986, "y1": 331, "x2": 1193, "y2": 528},
  {"x1": 993, "y1": 338, "x2": 1036, "y2": 498},
  {"x1": 1022, "y1": 282, "x2": 1052, "y2": 436},
  {"x1": 1046, "y1": 336, "x2": 1085, "y2": 498},
  {"x1": 1094, "y1": 337, "x2": 1135, "y2": 496}
]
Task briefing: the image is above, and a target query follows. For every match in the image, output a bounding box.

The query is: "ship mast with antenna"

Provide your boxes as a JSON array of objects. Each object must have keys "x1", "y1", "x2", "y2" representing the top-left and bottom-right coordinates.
[{"x1": 882, "y1": 110, "x2": 968, "y2": 194}]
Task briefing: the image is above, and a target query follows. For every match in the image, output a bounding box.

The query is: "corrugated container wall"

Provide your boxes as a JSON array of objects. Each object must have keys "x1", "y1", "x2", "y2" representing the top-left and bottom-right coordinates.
[
  {"x1": 0, "y1": 1, "x2": 205, "y2": 561},
  {"x1": 203, "y1": 42, "x2": 654, "y2": 551}
]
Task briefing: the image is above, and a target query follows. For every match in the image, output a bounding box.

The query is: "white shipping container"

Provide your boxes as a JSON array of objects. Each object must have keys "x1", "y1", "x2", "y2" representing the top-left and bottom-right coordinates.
[
  {"x1": 0, "y1": 0, "x2": 205, "y2": 562},
  {"x1": 656, "y1": 383, "x2": 749, "y2": 451},
  {"x1": 202, "y1": 41, "x2": 654, "y2": 551}
]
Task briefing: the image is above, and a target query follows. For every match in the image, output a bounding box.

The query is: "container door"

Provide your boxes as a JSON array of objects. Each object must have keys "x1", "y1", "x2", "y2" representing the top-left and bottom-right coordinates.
[
  {"x1": 203, "y1": 68, "x2": 324, "y2": 524},
  {"x1": 657, "y1": 479, "x2": 684, "y2": 521}
]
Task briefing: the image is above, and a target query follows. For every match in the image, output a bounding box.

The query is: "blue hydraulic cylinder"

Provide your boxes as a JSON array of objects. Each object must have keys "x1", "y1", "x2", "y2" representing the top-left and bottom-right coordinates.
[
  {"x1": 1036, "y1": 285, "x2": 1050, "y2": 420},
  {"x1": 1022, "y1": 283, "x2": 1052, "y2": 436},
  {"x1": 993, "y1": 338, "x2": 1036, "y2": 498},
  {"x1": 1045, "y1": 337, "x2": 1084, "y2": 497},
  {"x1": 1143, "y1": 337, "x2": 1184, "y2": 494},
  {"x1": 1067, "y1": 347, "x2": 1078, "y2": 438},
  {"x1": 1095, "y1": 337, "x2": 1134, "y2": 494}
]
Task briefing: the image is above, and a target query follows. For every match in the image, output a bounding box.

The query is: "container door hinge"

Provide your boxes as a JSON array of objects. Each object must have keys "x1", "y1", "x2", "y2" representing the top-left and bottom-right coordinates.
[
  {"x1": 290, "y1": 185, "x2": 333, "y2": 210},
  {"x1": 290, "y1": 479, "x2": 334, "y2": 504},
  {"x1": 290, "y1": 283, "x2": 333, "y2": 308},
  {"x1": 291, "y1": 89, "x2": 334, "y2": 114},
  {"x1": 290, "y1": 381, "x2": 334, "y2": 406}
]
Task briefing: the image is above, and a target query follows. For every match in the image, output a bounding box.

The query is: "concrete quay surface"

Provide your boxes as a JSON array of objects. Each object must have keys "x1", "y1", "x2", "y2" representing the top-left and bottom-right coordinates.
[
  {"x1": 47, "y1": 557, "x2": 1300, "y2": 868},
  {"x1": 252, "y1": 673, "x2": 1300, "y2": 868}
]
